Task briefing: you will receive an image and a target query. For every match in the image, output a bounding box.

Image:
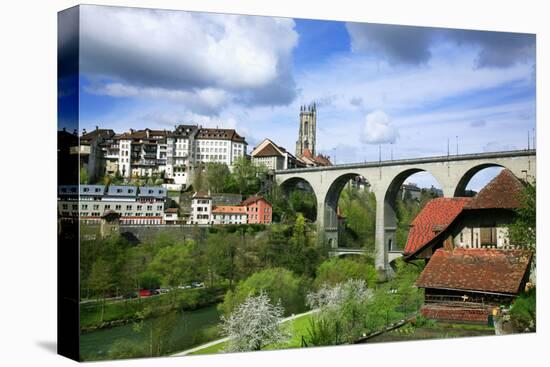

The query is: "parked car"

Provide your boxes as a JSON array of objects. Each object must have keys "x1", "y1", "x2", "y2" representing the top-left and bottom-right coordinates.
[
  {"x1": 155, "y1": 288, "x2": 170, "y2": 294},
  {"x1": 191, "y1": 281, "x2": 205, "y2": 288},
  {"x1": 139, "y1": 289, "x2": 152, "y2": 297}
]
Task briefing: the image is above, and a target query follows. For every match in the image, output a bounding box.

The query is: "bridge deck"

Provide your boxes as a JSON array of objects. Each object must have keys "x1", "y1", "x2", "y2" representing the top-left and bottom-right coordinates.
[{"x1": 275, "y1": 149, "x2": 536, "y2": 174}]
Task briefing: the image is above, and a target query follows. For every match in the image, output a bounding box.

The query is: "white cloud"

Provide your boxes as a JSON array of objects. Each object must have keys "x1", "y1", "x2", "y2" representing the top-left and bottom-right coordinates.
[
  {"x1": 79, "y1": 5, "x2": 299, "y2": 111},
  {"x1": 361, "y1": 110, "x2": 399, "y2": 144}
]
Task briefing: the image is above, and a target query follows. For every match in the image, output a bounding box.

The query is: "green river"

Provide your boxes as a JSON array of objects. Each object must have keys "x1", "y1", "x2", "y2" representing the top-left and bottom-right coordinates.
[{"x1": 80, "y1": 304, "x2": 220, "y2": 360}]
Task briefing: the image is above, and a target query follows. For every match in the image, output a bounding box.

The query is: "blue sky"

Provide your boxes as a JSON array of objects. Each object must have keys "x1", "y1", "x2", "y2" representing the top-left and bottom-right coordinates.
[{"x1": 69, "y1": 5, "x2": 536, "y2": 190}]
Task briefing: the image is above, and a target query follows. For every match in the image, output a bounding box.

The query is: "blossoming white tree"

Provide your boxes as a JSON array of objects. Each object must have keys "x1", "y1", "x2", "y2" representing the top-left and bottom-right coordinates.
[{"x1": 220, "y1": 291, "x2": 291, "y2": 352}]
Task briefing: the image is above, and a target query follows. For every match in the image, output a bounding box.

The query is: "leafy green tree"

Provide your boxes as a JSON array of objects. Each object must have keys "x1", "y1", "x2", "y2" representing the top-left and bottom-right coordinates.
[
  {"x1": 509, "y1": 181, "x2": 536, "y2": 252},
  {"x1": 133, "y1": 307, "x2": 178, "y2": 357},
  {"x1": 219, "y1": 267, "x2": 306, "y2": 317},
  {"x1": 289, "y1": 213, "x2": 322, "y2": 277},
  {"x1": 306, "y1": 279, "x2": 373, "y2": 345},
  {"x1": 314, "y1": 258, "x2": 377, "y2": 288},
  {"x1": 205, "y1": 162, "x2": 231, "y2": 193},
  {"x1": 203, "y1": 231, "x2": 240, "y2": 287},
  {"x1": 509, "y1": 287, "x2": 536, "y2": 332},
  {"x1": 148, "y1": 241, "x2": 197, "y2": 289},
  {"x1": 88, "y1": 258, "x2": 114, "y2": 323},
  {"x1": 338, "y1": 186, "x2": 376, "y2": 250},
  {"x1": 230, "y1": 156, "x2": 268, "y2": 196},
  {"x1": 192, "y1": 163, "x2": 206, "y2": 192},
  {"x1": 80, "y1": 167, "x2": 88, "y2": 184}
]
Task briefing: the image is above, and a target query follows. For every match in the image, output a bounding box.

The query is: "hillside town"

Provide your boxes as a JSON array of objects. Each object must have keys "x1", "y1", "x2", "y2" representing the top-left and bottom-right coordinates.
[
  {"x1": 50, "y1": 6, "x2": 539, "y2": 363},
  {"x1": 59, "y1": 103, "x2": 536, "y2": 360}
]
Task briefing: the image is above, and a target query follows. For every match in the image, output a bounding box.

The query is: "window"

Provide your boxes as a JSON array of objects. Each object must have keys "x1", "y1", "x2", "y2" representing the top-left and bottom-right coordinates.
[
  {"x1": 72, "y1": 204, "x2": 77, "y2": 210},
  {"x1": 126, "y1": 205, "x2": 132, "y2": 210},
  {"x1": 62, "y1": 204, "x2": 68, "y2": 210},
  {"x1": 105, "y1": 205, "x2": 110, "y2": 210},
  {"x1": 93, "y1": 205, "x2": 99, "y2": 210},
  {"x1": 82, "y1": 204, "x2": 88, "y2": 210},
  {"x1": 137, "y1": 205, "x2": 142, "y2": 210},
  {"x1": 115, "y1": 205, "x2": 121, "y2": 210},
  {"x1": 147, "y1": 205, "x2": 153, "y2": 211}
]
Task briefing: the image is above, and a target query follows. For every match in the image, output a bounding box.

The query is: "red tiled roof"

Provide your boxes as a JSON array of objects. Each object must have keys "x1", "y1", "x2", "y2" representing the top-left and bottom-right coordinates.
[
  {"x1": 302, "y1": 149, "x2": 313, "y2": 159},
  {"x1": 314, "y1": 154, "x2": 332, "y2": 166},
  {"x1": 403, "y1": 197, "x2": 472, "y2": 256},
  {"x1": 416, "y1": 248, "x2": 532, "y2": 295},
  {"x1": 164, "y1": 208, "x2": 178, "y2": 213},
  {"x1": 465, "y1": 169, "x2": 525, "y2": 210},
  {"x1": 241, "y1": 196, "x2": 271, "y2": 206},
  {"x1": 212, "y1": 205, "x2": 246, "y2": 214}
]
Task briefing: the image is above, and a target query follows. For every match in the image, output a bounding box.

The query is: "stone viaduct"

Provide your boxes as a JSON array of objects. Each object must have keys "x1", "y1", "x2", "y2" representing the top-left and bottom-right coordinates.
[{"x1": 274, "y1": 150, "x2": 536, "y2": 276}]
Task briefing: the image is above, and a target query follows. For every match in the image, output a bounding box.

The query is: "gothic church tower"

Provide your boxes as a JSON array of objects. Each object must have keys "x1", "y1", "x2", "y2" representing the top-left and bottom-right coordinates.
[{"x1": 295, "y1": 102, "x2": 317, "y2": 157}]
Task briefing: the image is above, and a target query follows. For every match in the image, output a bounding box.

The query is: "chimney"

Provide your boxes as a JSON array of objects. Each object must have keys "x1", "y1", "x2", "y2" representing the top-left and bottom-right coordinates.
[
  {"x1": 82, "y1": 128, "x2": 87, "y2": 135},
  {"x1": 62, "y1": 127, "x2": 66, "y2": 132},
  {"x1": 129, "y1": 128, "x2": 134, "y2": 134},
  {"x1": 96, "y1": 125, "x2": 99, "y2": 131}
]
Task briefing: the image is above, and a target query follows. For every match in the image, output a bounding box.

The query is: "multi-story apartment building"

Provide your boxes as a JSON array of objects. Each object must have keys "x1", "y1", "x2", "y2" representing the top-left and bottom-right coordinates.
[
  {"x1": 84, "y1": 124, "x2": 247, "y2": 189},
  {"x1": 190, "y1": 191, "x2": 213, "y2": 225},
  {"x1": 79, "y1": 127, "x2": 115, "y2": 182},
  {"x1": 58, "y1": 184, "x2": 167, "y2": 225},
  {"x1": 241, "y1": 196, "x2": 273, "y2": 224},
  {"x1": 167, "y1": 126, "x2": 248, "y2": 188},
  {"x1": 212, "y1": 206, "x2": 247, "y2": 225},
  {"x1": 114, "y1": 129, "x2": 169, "y2": 178}
]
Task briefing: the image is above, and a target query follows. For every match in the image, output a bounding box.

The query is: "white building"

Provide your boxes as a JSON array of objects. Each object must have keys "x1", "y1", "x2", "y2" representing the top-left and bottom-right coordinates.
[
  {"x1": 190, "y1": 191, "x2": 213, "y2": 225},
  {"x1": 86, "y1": 125, "x2": 247, "y2": 188},
  {"x1": 251, "y1": 138, "x2": 302, "y2": 171},
  {"x1": 212, "y1": 205, "x2": 247, "y2": 225},
  {"x1": 166, "y1": 125, "x2": 249, "y2": 189},
  {"x1": 58, "y1": 184, "x2": 167, "y2": 225}
]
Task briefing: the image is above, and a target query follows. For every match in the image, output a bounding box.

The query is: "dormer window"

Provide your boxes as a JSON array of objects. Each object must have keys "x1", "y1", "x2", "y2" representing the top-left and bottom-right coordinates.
[{"x1": 117, "y1": 189, "x2": 122, "y2": 193}]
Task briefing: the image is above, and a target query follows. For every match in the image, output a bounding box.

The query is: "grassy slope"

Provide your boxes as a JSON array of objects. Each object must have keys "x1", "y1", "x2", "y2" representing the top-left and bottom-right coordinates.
[{"x1": 189, "y1": 313, "x2": 313, "y2": 355}]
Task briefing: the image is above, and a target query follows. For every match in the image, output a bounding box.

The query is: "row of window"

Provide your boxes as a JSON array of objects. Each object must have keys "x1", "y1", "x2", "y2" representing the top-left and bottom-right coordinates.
[{"x1": 80, "y1": 212, "x2": 162, "y2": 217}]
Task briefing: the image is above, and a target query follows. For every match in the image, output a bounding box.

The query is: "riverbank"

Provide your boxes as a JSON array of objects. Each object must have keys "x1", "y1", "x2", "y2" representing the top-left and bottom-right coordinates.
[
  {"x1": 81, "y1": 286, "x2": 226, "y2": 332},
  {"x1": 80, "y1": 304, "x2": 222, "y2": 361}
]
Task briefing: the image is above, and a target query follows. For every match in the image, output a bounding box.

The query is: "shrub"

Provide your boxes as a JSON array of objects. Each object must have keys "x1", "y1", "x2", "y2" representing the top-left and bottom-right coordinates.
[
  {"x1": 219, "y1": 268, "x2": 306, "y2": 316},
  {"x1": 509, "y1": 287, "x2": 536, "y2": 331},
  {"x1": 314, "y1": 258, "x2": 377, "y2": 288},
  {"x1": 107, "y1": 339, "x2": 147, "y2": 359}
]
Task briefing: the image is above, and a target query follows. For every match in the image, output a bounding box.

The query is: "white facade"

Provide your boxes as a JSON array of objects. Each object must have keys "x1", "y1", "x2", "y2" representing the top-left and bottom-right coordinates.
[
  {"x1": 58, "y1": 185, "x2": 166, "y2": 225},
  {"x1": 190, "y1": 194, "x2": 212, "y2": 225},
  {"x1": 164, "y1": 126, "x2": 247, "y2": 188},
  {"x1": 212, "y1": 207, "x2": 247, "y2": 225},
  {"x1": 118, "y1": 139, "x2": 132, "y2": 177}
]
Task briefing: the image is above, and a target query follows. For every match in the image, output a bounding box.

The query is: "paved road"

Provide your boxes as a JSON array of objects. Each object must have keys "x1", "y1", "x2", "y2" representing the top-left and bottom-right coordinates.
[{"x1": 172, "y1": 309, "x2": 319, "y2": 356}]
